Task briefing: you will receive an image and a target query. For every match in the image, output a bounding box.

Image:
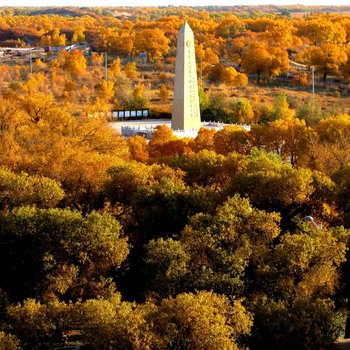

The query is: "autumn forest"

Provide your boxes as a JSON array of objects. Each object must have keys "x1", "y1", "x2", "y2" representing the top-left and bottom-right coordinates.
[{"x1": 1, "y1": 5, "x2": 350, "y2": 350}]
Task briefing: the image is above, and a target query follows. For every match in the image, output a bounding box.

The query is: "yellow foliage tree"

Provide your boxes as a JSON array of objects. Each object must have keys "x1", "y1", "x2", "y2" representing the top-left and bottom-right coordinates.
[
  {"x1": 40, "y1": 28, "x2": 66, "y2": 46},
  {"x1": 298, "y1": 43, "x2": 347, "y2": 81},
  {"x1": 61, "y1": 50, "x2": 87, "y2": 78},
  {"x1": 214, "y1": 126, "x2": 251, "y2": 155},
  {"x1": 127, "y1": 135, "x2": 149, "y2": 162},
  {"x1": 296, "y1": 18, "x2": 347, "y2": 45},
  {"x1": 222, "y1": 66, "x2": 249, "y2": 87},
  {"x1": 158, "y1": 84, "x2": 169, "y2": 103},
  {"x1": 124, "y1": 62, "x2": 137, "y2": 79},
  {"x1": 72, "y1": 25, "x2": 85, "y2": 43},
  {"x1": 191, "y1": 127, "x2": 216, "y2": 152},
  {"x1": 242, "y1": 42, "x2": 289, "y2": 83},
  {"x1": 96, "y1": 80, "x2": 115, "y2": 101},
  {"x1": 109, "y1": 57, "x2": 121, "y2": 78},
  {"x1": 134, "y1": 28, "x2": 170, "y2": 61}
]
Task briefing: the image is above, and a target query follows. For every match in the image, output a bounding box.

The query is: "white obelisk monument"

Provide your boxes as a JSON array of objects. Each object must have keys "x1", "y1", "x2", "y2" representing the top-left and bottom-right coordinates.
[{"x1": 172, "y1": 21, "x2": 201, "y2": 131}]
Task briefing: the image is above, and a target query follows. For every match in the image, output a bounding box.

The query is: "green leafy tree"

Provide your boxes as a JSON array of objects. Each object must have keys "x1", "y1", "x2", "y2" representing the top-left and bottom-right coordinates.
[
  {"x1": 0, "y1": 332, "x2": 20, "y2": 350},
  {"x1": 0, "y1": 207, "x2": 128, "y2": 301},
  {"x1": 151, "y1": 291, "x2": 252, "y2": 350},
  {"x1": 132, "y1": 178, "x2": 216, "y2": 237},
  {"x1": 257, "y1": 230, "x2": 346, "y2": 299},
  {"x1": 0, "y1": 167, "x2": 64, "y2": 209},
  {"x1": 80, "y1": 294, "x2": 153, "y2": 350},
  {"x1": 104, "y1": 161, "x2": 184, "y2": 206},
  {"x1": 145, "y1": 238, "x2": 190, "y2": 297},
  {"x1": 249, "y1": 297, "x2": 343, "y2": 350},
  {"x1": 145, "y1": 195, "x2": 280, "y2": 297},
  {"x1": 226, "y1": 149, "x2": 315, "y2": 212},
  {"x1": 332, "y1": 166, "x2": 350, "y2": 227},
  {"x1": 170, "y1": 150, "x2": 226, "y2": 187},
  {"x1": 230, "y1": 99, "x2": 255, "y2": 124},
  {"x1": 270, "y1": 93, "x2": 295, "y2": 121},
  {"x1": 6, "y1": 299, "x2": 76, "y2": 348}
]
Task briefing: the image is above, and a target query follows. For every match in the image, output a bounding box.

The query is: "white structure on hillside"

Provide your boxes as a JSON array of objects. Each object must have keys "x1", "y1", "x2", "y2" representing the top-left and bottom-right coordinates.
[{"x1": 171, "y1": 21, "x2": 201, "y2": 131}]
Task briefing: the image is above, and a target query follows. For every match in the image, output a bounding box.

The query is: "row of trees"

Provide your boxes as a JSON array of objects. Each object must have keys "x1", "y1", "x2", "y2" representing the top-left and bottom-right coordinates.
[
  {"x1": 1, "y1": 80, "x2": 350, "y2": 348},
  {"x1": 0, "y1": 53, "x2": 154, "y2": 117},
  {"x1": 0, "y1": 55, "x2": 343, "y2": 129},
  {"x1": 1, "y1": 11, "x2": 350, "y2": 83}
]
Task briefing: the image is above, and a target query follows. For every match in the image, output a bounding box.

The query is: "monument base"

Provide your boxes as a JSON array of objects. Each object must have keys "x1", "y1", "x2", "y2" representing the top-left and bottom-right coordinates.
[{"x1": 109, "y1": 119, "x2": 250, "y2": 140}]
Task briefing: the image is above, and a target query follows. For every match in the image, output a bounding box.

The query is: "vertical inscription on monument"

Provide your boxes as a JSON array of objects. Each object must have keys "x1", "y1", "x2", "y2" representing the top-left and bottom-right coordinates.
[{"x1": 186, "y1": 39, "x2": 198, "y2": 119}]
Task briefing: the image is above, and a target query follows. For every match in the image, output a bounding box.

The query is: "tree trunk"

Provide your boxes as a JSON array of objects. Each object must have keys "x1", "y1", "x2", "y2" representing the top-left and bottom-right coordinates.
[
  {"x1": 346, "y1": 310, "x2": 350, "y2": 338},
  {"x1": 344, "y1": 249, "x2": 350, "y2": 338}
]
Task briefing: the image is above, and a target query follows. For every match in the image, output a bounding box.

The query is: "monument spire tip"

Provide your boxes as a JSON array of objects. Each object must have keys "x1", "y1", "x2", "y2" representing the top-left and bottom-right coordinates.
[{"x1": 182, "y1": 20, "x2": 190, "y2": 27}]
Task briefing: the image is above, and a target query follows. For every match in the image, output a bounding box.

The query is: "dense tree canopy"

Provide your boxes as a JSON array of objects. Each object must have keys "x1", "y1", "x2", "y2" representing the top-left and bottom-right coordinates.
[{"x1": 1, "y1": 6, "x2": 350, "y2": 350}]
